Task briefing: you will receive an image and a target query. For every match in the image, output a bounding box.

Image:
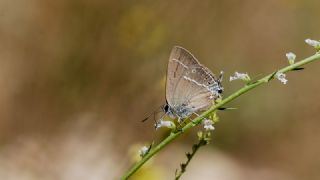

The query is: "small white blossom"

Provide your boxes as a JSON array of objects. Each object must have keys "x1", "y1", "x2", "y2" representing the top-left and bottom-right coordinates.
[
  {"x1": 230, "y1": 72, "x2": 250, "y2": 81},
  {"x1": 305, "y1": 39, "x2": 320, "y2": 48},
  {"x1": 276, "y1": 72, "x2": 288, "y2": 84},
  {"x1": 139, "y1": 146, "x2": 149, "y2": 157},
  {"x1": 203, "y1": 119, "x2": 215, "y2": 131},
  {"x1": 155, "y1": 119, "x2": 175, "y2": 129},
  {"x1": 286, "y1": 52, "x2": 296, "y2": 64}
]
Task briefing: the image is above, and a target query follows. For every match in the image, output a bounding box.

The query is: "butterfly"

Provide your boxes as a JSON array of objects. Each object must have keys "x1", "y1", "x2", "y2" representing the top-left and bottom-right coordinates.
[{"x1": 162, "y1": 46, "x2": 223, "y2": 122}]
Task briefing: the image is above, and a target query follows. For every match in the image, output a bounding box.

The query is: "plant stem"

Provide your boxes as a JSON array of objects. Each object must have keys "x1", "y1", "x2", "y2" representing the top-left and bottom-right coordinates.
[
  {"x1": 121, "y1": 52, "x2": 320, "y2": 180},
  {"x1": 175, "y1": 144, "x2": 202, "y2": 180},
  {"x1": 175, "y1": 131, "x2": 210, "y2": 180}
]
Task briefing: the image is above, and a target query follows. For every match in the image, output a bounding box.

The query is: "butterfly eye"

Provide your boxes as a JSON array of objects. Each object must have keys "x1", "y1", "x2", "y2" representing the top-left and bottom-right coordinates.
[{"x1": 218, "y1": 89, "x2": 223, "y2": 94}]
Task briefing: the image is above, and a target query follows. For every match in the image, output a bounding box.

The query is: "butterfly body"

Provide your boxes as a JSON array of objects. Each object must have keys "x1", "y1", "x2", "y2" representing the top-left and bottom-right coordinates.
[{"x1": 164, "y1": 103, "x2": 192, "y2": 119}]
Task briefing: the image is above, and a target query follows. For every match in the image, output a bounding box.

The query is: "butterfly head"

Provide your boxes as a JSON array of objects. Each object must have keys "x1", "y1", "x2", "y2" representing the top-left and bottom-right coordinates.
[
  {"x1": 162, "y1": 103, "x2": 175, "y2": 118},
  {"x1": 217, "y1": 71, "x2": 224, "y2": 94},
  {"x1": 208, "y1": 71, "x2": 224, "y2": 99},
  {"x1": 163, "y1": 103, "x2": 169, "y2": 113}
]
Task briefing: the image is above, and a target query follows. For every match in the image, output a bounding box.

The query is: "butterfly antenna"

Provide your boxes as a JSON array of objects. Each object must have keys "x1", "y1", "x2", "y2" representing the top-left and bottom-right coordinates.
[
  {"x1": 219, "y1": 71, "x2": 224, "y2": 82},
  {"x1": 141, "y1": 105, "x2": 164, "y2": 122},
  {"x1": 141, "y1": 113, "x2": 153, "y2": 122}
]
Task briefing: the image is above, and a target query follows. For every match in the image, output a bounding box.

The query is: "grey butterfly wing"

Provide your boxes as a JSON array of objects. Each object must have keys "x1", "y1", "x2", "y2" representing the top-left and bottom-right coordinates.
[
  {"x1": 184, "y1": 66, "x2": 218, "y2": 111},
  {"x1": 181, "y1": 63, "x2": 220, "y2": 112},
  {"x1": 166, "y1": 46, "x2": 199, "y2": 106},
  {"x1": 166, "y1": 46, "x2": 218, "y2": 114}
]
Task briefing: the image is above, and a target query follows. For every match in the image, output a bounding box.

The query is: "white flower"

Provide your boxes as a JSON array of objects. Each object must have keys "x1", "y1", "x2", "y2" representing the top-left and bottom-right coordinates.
[
  {"x1": 229, "y1": 72, "x2": 250, "y2": 81},
  {"x1": 203, "y1": 119, "x2": 215, "y2": 131},
  {"x1": 139, "y1": 146, "x2": 149, "y2": 157},
  {"x1": 286, "y1": 52, "x2": 296, "y2": 64},
  {"x1": 276, "y1": 72, "x2": 288, "y2": 84},
  {"x1": 305, "y1": 39, "x2": 320, "y2": 48},
  {"x1": 155, "y1": 119, "x2": 175, "y2": 129}
]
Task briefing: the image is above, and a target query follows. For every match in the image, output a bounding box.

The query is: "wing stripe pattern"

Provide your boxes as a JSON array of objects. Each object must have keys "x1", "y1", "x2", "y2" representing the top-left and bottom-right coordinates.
[{"x1": 165, "y1": 46, "x2": 223, "y2": 118}]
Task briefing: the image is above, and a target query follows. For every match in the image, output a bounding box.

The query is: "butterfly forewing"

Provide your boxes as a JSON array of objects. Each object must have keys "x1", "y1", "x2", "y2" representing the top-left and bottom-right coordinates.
[{"x1": 166, "y1": 46, "x2": 199, "y2": 105}]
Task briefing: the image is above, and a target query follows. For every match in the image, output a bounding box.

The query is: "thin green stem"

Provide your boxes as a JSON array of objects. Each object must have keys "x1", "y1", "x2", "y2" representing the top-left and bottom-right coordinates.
[
  {"x1": 175, "y1": 131, "x2": 210, "y2": 180},
  {"x1": 175, "y1": 143, "x2": 202, "y2": 180},
  {"x1": 121, "y1": 52, "x2": 320, "y2": 180}
]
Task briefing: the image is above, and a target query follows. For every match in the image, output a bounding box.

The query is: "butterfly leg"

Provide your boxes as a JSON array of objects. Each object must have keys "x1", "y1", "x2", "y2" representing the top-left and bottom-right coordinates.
[
  {"x1": 174, "y1": 117, "x2": 187, "y2": 132},
  {"x1": 193, "y1": 112, "x2": 201, "y2": 117},
  {"x1": 176, "y1": 117, "x2": 182, "y2": 127},
  {"x1": 192, "y1": 112, "x2": 209, "y2": 123}
]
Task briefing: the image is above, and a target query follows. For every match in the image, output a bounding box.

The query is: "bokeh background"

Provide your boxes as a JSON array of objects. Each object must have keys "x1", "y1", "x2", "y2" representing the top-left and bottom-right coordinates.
[{"x1": 0, "y1": 0, "x2": 320, "y2": 179}]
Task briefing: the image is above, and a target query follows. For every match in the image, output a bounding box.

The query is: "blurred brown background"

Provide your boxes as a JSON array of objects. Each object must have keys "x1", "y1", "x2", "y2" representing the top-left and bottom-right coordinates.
[{"x1": 0, "y1": 0, "x2": 320, "y2": 179}]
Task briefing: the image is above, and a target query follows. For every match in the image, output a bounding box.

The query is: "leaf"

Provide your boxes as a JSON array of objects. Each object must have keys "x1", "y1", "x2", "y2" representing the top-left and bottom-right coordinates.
[
  {"x1": 192, "y1": 144, "x2": 197, "y2": 152},
  {"x1": 246, "y1": 73, "x2": 263, "y2": 85},
  {"x1": 267, "y1": 71, "x2": 278, "y2": 82},
  {"x1": 186, "y1": 152, "x2": 192, "y2": 159},
  {"x1": 292, "y1": 67, "x2": 304, "y2": 71},
  {"x1": 246, "y1": 80, "x2": 258, "y2": 85},
  {"x1": 147, "y1": 142, "x2": 154, "y2": 152},
  {"x1": 218, "y1": 107, "x2": 237, "y2": 110},
  {"x1": 180, "y1": 163, "x2": 187, "y2": 171}
]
